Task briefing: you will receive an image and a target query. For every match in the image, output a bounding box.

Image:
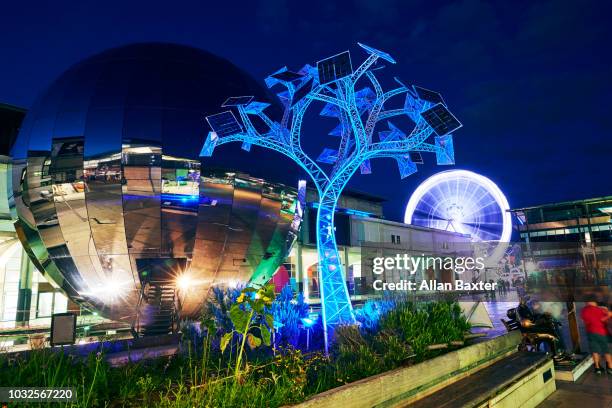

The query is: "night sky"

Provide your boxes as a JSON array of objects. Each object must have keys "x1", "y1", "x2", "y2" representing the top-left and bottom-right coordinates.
[{"x1": 2, "y1": 1, "x2": 611, "y2": 222}]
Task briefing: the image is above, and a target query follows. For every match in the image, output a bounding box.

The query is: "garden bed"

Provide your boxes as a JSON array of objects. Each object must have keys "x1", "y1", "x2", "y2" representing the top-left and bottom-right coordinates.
[{"x1": 0, "y1": 286, "x2": 488, "y2": 407}]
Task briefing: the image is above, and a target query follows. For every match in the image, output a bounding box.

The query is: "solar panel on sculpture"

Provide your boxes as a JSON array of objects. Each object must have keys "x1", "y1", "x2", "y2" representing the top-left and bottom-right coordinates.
[
  {"x1": 357, "y1": 42, "x2": 396, "y2": 64},
  {"x1": 316, "y1": 148, "x2": 338, "y2": 164},
  {"x1": 413, "y1": 86, "x2": 445, "y2": 105},
  {"x1": 222, "y1": 96, "x2": 254, "y2": 107},
  {"x1": 291, "y1": 77, "x2": 314, "y2": 107},
  {"x1": 395, "y1": 156, "x2": 418, "y2": 179},
  {"x1": 409, "y1": 151, "x2": 424, "y2": 164},
  {"x1": 270, "y1": 70, "x2": 304, "y2": 81},
  {"x1": 355, "y1": 87, "x2": 376, "y2": 113},
  {"x1": 205, "y1": 111, "x2": 243, "y2": 137},
  {"x1": 244, "y1": 101, "x2": 270, "y2": 114},
  {"x1": 328, "y1": 123, "x2": 343, "y2": 136},
  {"x1": 435, "y1": 135, "x2": 455, "y2": 165},
  {"x1": 420, "y1": 103, "x2": 462, "y2": 136},
  {"x1": 317, "y1": 51, "x2": 353, "y2": 85}
]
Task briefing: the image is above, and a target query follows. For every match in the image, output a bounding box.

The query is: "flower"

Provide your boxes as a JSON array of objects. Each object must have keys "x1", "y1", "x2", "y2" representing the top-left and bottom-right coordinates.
[{"x1": 236, "y1": 293, "x2": 246, "y2": 303}]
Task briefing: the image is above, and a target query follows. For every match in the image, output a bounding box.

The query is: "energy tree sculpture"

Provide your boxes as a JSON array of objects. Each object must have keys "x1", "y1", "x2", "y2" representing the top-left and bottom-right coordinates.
[{"x1": 201, "y1": 43, "x2": 462, "y2": 350}]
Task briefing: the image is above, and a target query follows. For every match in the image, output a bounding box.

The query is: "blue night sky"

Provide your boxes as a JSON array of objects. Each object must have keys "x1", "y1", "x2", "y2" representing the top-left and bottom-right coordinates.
[{"x1": 1, "y1": 0, "x2": 611, "y2": 222}]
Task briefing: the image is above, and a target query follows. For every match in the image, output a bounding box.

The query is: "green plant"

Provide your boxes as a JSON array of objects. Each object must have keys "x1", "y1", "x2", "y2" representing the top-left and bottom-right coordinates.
[
  {"x1": 373, "y1": 331, "x2": 413, "y2": 369},
  {"x1": 220, "y1": 284, "x2": 275, "y2": 379},
  {"x1": 137, "y1": 373, "x2": 155, "y2": 404},
  {"x1": 378, "y1": 300, "x2": 470, "y2": 361}
]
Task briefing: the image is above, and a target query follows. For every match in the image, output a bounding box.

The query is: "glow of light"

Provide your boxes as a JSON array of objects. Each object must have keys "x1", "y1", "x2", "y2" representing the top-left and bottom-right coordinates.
[
  {"x1": 598, "y1": 206, "x2": 612, "y2": 215},
  {"x1": 176, "y1": 274, "x2": 193, "y2": 291},
  {"x1": 82, "y1": 279, "x2": 131, "y2": 304},
  {"x1": 525, "y1": 261, "x2": 537, "y2": 272},
  {"x1": 0, "y1": 241, "x2": 21, "y2": 267}
]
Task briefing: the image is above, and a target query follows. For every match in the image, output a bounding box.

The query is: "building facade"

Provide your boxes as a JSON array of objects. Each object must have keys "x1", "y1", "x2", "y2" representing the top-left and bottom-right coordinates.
[
  {"x1": 511, "y1": 196, "x2": 612, "y2": 287},
  {"x1": 284, "y1": 190, "x2": 473, "y2": 303},
  {"x1": 1, "y1": 104, "x2": 76, "y2": 337}
]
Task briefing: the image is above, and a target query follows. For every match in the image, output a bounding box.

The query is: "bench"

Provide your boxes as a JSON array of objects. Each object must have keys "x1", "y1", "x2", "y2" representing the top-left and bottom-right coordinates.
[
  {"x1": 500, "y1": 318, "x2": 520, "y2": 332},
  {"x1": 291, "y1": 333, "x2": 555, "y2": 407},
  {"x1": 410, "y1": 352, "x2": 555, "y2": 408}
]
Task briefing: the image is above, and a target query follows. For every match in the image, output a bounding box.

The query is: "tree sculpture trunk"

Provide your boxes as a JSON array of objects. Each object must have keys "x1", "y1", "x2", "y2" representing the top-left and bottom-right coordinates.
[{"x1": 315, "y1": 186, "x2": 357, "y2": 352}]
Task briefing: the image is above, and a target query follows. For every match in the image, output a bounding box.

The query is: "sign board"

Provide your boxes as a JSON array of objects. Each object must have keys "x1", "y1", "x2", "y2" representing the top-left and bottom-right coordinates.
[{"x1": 50, "y1": 312, "x2": 77, "y2": 346}]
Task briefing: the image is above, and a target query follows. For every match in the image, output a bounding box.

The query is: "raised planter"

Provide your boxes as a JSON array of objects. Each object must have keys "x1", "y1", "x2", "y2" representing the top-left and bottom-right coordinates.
[
  {"x1": 554, "y1": 354, "x2": 593, "y2": 382},
  {"x1": 291, "y1": 331, "x2": 522, "y2": 408}
]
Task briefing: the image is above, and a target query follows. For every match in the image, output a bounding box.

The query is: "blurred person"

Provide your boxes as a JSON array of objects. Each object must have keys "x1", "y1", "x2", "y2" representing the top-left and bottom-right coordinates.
[
  {"x1": 517, "y1": 298, "x2": 567, "y2": 358},
  {"x1": 580, "y1": 296, "x2": 611, "y2": 375}
]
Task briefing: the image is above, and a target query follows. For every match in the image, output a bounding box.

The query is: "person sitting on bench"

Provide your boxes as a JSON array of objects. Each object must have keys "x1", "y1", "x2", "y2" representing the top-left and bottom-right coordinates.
[{"x1": 517, "y1": 297, "x2": 566, "y2": 357}]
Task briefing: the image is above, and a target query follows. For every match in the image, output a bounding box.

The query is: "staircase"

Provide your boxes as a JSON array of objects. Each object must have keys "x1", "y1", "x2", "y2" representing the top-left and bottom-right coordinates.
[{"x1": 137, "y1": 281, "x2": 177, "y2": 337}]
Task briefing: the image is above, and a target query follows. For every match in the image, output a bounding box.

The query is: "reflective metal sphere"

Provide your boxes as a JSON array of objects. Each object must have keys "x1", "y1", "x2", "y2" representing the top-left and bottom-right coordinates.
[{"x1": 10, "y1": 43, "x2": 299, "y2": 332}]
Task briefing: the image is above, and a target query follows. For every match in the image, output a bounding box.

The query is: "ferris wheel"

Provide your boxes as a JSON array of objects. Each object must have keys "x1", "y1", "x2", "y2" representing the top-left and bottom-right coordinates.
[{"x1": 404, "y1": 170, "x2": 512, "y2": 244}]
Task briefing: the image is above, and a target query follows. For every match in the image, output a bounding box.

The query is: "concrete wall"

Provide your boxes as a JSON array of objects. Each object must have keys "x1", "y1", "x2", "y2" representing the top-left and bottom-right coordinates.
[{"x1": 351, "y1": 216, "x2": 471, "y2": 253}]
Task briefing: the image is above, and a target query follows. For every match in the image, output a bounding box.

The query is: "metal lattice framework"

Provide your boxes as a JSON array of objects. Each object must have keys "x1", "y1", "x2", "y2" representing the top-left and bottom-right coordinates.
[{"x1": 201, "y1": 43, "x2": 461, "y2": 351}]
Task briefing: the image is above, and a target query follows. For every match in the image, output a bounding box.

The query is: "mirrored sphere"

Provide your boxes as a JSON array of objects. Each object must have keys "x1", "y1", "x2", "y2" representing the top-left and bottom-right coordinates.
[{"x1": 10, "y1": 43, "x2": 299, "y2": 332}]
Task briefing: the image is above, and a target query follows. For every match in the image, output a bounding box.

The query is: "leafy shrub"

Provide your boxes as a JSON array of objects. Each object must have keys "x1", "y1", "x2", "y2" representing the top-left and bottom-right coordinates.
[{"x1": 379, "y1": 300, "x2": 470, "y2": 361}]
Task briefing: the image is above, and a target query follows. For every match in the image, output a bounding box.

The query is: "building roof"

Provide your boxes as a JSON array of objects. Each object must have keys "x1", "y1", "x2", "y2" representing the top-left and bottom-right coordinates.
[
  {"x1": 0, "y1": 102, "x2": 26, "y2": 113},
  {"x1": 342, "y1": 188, "x2": 387, "y2": 203},
  {"x1": 509, "y1": 195, "x2": 612, "y2": 212},
  {"x1": 352, "y1": 214, "x2": 472, "y2": 238}
]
